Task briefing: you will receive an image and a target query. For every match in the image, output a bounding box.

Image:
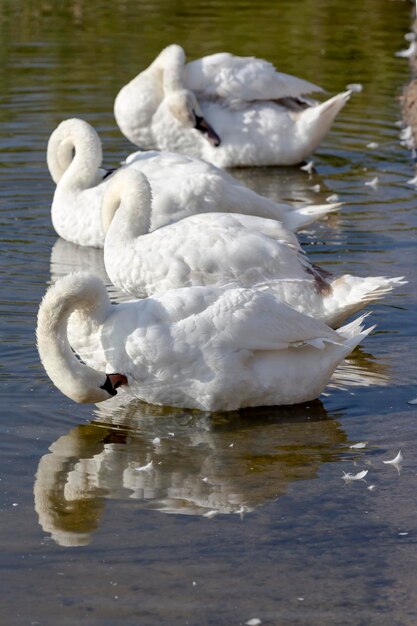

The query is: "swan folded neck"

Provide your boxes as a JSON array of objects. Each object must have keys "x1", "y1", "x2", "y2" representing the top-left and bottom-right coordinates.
[
  {"x1": 47, "y1": 118, "x2": 103, "y2": 190},
  {"x1": 157, "y1": 44, "x2": 186, "y2": 93},
  {"x1": 37, "y1": 273, "x2": 124, "y2": 404},
  {"x1": 102, "y1": 169, "x2": 152, "y2": 239}
]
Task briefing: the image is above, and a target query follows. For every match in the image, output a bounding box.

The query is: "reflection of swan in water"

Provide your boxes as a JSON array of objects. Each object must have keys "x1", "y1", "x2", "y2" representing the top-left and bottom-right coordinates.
[
  {"x1": 229, "y1": 165, "x2": 338, "y2": 212},
  {"x1": 49, "y1": 238, "x2": 129, "y2": 302},
  {"x1": 329, "y1": 343, "x2": 390, "y2": 390},
  {"x1": 50, "y1": 237, "x2": 108, "y2": 284},
  {"x1": 34, "y1": 398, "x2": 349, "y2": 547}
]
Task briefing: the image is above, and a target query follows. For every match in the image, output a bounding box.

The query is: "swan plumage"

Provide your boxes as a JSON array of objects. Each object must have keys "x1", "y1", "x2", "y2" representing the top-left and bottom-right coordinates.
[
  {"x1": 114, "y1": 44, "x2": 351, "y2": 167},
  {"x1": 102, "y1": 169, "x2": 405, "y2": 328},
  {"x1": 37, "y1": 272, "x2": 373, "y2": 411},
  {"x1": 47, "y1": 118, "x2": 339, "y2": 247}
]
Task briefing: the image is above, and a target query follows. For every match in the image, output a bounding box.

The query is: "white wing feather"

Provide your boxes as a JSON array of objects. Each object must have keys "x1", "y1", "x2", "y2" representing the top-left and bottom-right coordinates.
[{"x1": 185, "y1": 53, "x2": 324, "y2": 102}]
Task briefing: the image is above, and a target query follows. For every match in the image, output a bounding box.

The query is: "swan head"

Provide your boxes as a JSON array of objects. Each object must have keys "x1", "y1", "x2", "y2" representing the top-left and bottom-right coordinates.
[
  {"x1": 56, "y1": 370, "x2": 128, "y2": 404},
  {"x1": 165, "y1": 89, "x2": 221, "y2": 147},
  {"x1": 98, "y1": 373, "x2": 128, "y2": 398}
]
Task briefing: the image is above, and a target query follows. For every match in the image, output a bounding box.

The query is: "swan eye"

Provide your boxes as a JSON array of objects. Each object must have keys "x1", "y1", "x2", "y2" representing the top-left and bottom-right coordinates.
[{"x1": 193, "y1": 114, "x2": 221, "y2": 147}]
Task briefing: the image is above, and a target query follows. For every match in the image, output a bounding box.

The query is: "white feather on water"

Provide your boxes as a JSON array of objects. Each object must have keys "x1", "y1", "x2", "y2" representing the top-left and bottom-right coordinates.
[
  {"x1": 342, "y1": 469, "x2": 368, "y2": 481},
  {"x1": 383, "y1": 450, "x2": 403, "y2": 466},
  {"x1": 365, "y1": 176, "x2": 379, "y2": 189},
  {"x1": 395, "y1": 41, "x2": 417, "y2": 58},
  {"x1": 300, "y1": 161, "x2": 314, "y2": 174}
]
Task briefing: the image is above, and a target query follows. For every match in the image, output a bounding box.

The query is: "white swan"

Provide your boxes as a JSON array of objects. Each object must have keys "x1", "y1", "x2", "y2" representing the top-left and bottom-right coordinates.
[
  {"x1": 114, "y1": 44, "x2": 351, "y2": 167},
  {"x1": 102, "y1": 169, "x2": 405, "y2": 328},
  {"x1": 47, "y1": 118, "x2": 339, "y2": 248},
  {"x1": 36, "y1": 272, "x2": 372, "y2": 411}
]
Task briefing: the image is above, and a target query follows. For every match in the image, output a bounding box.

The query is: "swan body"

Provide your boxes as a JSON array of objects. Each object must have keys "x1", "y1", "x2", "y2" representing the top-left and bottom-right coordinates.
[
  {"x1": 103, "y1": 169, "x2": 405, "y2": 328},
  {"x1": 47, "y1": 118, "x2": 339, "y2": 248},
  {"x1": 37, "y1": 272, "x2": 373, "y2": 410},
  {"x1": 114, "y1": 44, "x2": 351, "y2": 167}
]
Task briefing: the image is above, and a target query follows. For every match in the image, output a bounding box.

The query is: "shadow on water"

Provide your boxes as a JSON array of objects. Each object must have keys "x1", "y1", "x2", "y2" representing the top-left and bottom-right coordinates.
[{"x1": 34, "y1": 398, "x2": 352, "y2": 547}]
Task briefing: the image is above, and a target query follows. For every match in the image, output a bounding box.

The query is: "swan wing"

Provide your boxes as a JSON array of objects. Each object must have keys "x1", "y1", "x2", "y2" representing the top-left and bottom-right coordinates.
[
  {"x1": 210, "y1": 213, "x2": 301, "y2": 248},
  {"x1": 185, "y1": 53, "x2": 323, "y2": 103},
  {"x1": 203, "y1": 288, "x2": 343, "y2": 351}
]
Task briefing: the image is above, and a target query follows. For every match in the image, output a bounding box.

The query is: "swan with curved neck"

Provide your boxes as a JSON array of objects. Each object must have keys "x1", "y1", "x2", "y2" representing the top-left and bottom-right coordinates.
[
  {"x1": 114, "y1": 44, "x2": 351, "y2": 167},
  {"x1": 37, "y1": 273, "x2": 127, "y2": 403},
  {"x1": 102, "y1": 169, "x2": 405, "y2": 328},
  {"x1": 114, "y1": 44, "x2": 219, "y2": 149},
  {"x1": 37, "y1": 272, "x2": 373, "y2": 410},
  {"x1": 47, "y1": 119, "x2": 108, "y2": 248},
  {"x1": 47, "y1": 118, "x2": 341, "y2": 248}
]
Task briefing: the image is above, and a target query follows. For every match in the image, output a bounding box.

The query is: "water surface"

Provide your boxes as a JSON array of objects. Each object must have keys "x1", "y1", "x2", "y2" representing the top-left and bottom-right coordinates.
[{"x1": 1, "y1": 1, "x2": 417, "y2": 624}]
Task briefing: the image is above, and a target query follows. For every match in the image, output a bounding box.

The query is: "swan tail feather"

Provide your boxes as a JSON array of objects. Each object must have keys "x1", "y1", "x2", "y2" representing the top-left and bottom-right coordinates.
[
  {"x1": 298, "y1": 90, "x2": 351, "y2": 146},
  {"x1": 286, "y1": 202, "x2": 342, "y2": 231},
  {"x1": 336, "y1": 313, "x2": 375, "y2": 350},
  {"x1": 325, "y1": 275, "x2": 407, "y2": 327}
]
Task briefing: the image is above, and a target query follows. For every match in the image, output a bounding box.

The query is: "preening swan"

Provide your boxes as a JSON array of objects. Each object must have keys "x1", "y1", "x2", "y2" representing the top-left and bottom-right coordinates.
[
  {"x1": 102, "y1": 169, "x2": 405, "y2": 328},
  {"x1": 37, "y1": 272, "x2": 373, "y2": 411},
  {"x1": 114, "y1": 44, "x2": 351, "y2": 167},
  {"x1": 47, "y1": 118, "x2": 339, "y2": 247}
]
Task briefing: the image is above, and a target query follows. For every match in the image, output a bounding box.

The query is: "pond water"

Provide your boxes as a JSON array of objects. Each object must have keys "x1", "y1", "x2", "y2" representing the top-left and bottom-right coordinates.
[{"x1": 1, "y1": 0, "x2": 417, "y2": 624}]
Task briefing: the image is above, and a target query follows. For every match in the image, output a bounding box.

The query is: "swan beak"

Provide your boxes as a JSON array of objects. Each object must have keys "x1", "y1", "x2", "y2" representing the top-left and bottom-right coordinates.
[
  {"x1": 101, "y1": 167, "x2": 118, "y2": 180},
  {"x1": 100, "y1": 373, "x2": 128, "y2": 396},
  {"x1": 194, "y1": 113, "x2": 221, "y2": 147}
]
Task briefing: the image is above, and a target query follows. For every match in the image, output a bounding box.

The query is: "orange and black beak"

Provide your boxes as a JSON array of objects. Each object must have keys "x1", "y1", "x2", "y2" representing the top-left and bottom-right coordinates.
[{"x1": 100, "y1": 373, "x2": 128, "y2": 396}]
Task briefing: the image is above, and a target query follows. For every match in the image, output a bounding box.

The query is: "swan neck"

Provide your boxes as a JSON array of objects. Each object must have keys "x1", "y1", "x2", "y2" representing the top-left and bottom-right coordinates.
[
  {"x1": 102, "y1": 171, "x2": 152, "y2": 239},
  {"x1": 47, "y1": 137, "x2": 73, "y2": 184},
  {"x1": 37, "y1": 275, "x2": 111, "y2": 403},
  {"x1": 154, "y1": 44, "x2": 186, "y2": 94},
  {"x1": 47, "y1": 119, "x2": 103, "y2": 189}
]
